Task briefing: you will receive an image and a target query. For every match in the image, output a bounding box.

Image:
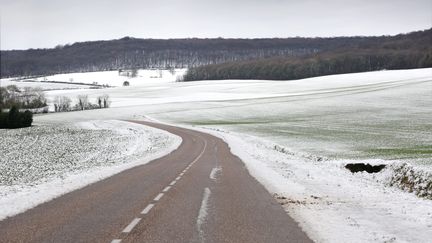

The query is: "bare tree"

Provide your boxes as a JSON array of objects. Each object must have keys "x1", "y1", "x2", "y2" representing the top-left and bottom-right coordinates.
[
  {"x1": 131, "y1": 68, "x2": 138, "y2": 78},
  {"x1": 168, "y1": 66, "x2": 176, "y2": 75},
  {"x1": 97, "y1": 96, "x2": 103, "y2": 108},
  {"x1": 77, "y1": 95, "x2": 89, "y2": 110},
  {"x1": 31, "y1": 87, "x2": 47, "y2": 108},
  {"x1": 54, "y1": 96, "x2": 72, "y2": 112},
  {"x1": 102, "y1": 94, "x2": 111, "y2": 108}
]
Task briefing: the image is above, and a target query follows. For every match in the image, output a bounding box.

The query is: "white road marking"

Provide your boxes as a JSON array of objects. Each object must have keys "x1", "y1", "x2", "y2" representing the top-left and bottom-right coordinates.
[
  {"x1": 122, "y1": 218, "x2": 141, "y2": 233},
  {"x1": 209, "y1": 166, "x2": 222, "y2": 180},
  {"x1": 141, "y1": 204, "x2": 154, "y2": 214},
  {"x1": 197, "y1": 187, "x2": 211, "y2": 243},
  {"x1": 111, "y1": 134, "x2": 209, "y2": 242},
  {"x1": 154, "y1": 193, "x2": 164, "y2": 201},
  {"x1": 191, "y1": 138, "x2": 207, "y2": 164}
]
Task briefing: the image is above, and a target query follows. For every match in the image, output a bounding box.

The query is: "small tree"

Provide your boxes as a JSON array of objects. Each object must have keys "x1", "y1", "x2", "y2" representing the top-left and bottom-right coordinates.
[
  {"x1": 77, "y1": 95, "x2": 89, "y2": 110},
  {"x1": 168, "y1": 66, "x2": 176, "y2": 75},
  {"x1": 0, "y1": 87, "x2": 6, "y2": 110},
  {"x1": 102, "y1": 94, "x2": 111, "y2": 108},
  {"x1": 97, "y1": 96, "x2": 103, "y2": 108},
  {"x1": 7, "y1": 106, "x2": 19, "y2": 128},
  {"x1": 54, "y1": 96, "x2": 72, "y2": 112},
  {"x1": 123, "y1": 81, "x2": 130, "y2": 86},
  {"x1": 131, "y1": 68, "x2": 138, "y2": 78},
  {"x1": 22, "y1": 110, "x2": 33, "y2": 127}
]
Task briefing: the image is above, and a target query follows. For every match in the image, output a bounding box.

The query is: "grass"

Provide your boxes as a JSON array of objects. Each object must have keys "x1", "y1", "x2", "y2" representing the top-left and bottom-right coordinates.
[{"x1": 366, "y1": 146, "x2": 432, "y2": 159}]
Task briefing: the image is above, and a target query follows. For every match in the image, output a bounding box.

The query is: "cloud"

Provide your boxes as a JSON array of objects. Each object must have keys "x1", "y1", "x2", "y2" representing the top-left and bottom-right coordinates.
[{"x1": 1, "y1": 0, "x2": 431, "y2": 50}]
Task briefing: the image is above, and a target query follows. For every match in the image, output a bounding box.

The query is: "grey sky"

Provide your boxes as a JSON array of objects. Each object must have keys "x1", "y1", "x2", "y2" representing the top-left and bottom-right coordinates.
[{"x1": 1, "y1": 0, "x2": 431, "y2": 50}]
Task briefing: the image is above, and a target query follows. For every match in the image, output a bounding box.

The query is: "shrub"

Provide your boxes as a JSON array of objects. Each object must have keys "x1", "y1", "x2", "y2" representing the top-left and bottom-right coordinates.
[
  {"x1": 0, "y1": 106, "x2": 33, "y2": 129},
  {"x1": 22, "y1": 110, "x2": 33, "y2": 127}
]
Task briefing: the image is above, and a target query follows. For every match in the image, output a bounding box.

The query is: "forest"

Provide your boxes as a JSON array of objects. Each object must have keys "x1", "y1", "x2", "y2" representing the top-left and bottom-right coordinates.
[
  {"x1": 183, "y1": 29, "x2": 432, "y2": 81},
  {"x1": 1, "y1": 29, "x2": 430, "y2": 79}
]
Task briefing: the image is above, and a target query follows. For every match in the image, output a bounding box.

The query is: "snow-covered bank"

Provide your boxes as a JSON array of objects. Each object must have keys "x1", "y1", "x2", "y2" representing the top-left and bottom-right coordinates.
[
  {"x1": 198, "y1": 127, "x2": 432, "y2": 243},
  {"x1": 0, "y1": 120, "x2": 181, "y2": 221}
]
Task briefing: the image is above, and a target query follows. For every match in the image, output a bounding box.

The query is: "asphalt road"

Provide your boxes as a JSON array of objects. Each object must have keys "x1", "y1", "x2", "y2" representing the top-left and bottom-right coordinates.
[{"x1": 0, "y1": 121, "x2": 312, "y2": 243}]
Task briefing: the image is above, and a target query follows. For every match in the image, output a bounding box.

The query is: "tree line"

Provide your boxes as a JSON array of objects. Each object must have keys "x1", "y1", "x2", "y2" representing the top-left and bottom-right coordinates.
[
  {"x1": 183, "y1": 29, "x2": 432, "y2": 81},
  {"x1": 0, "y1": 85, "x2": 47, "y2": 110},
  {"x1": 53, "y1": 94, "x2": 111, "y2": 112},
  {"x1": 2, "y1": 29, "x2": 430, "y2": 78}
]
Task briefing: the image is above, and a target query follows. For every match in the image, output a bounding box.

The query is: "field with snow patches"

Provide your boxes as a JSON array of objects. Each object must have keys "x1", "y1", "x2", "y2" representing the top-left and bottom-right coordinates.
[
  {"x1": 2, "y1": 68, "x2": 432, "y2": 242},
  {"x1": 0, "y1": 120, "x2": 181, "y2": 220}
]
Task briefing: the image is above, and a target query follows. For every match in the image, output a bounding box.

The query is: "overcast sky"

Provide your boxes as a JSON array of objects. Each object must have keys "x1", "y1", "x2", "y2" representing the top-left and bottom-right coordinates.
[{"x1": 1, "y1": 0, "x2": 431, "y2": 50}]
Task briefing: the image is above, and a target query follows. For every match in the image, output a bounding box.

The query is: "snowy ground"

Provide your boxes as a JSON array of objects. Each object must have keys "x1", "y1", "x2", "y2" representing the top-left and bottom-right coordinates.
[
  {"x1": 2, "y1": 68, "x2": 431, "y2": 242},
  {"x1": 0, "y1": 78, "x2": 94, "y2": 90},
  {"x1": 198, "y1": 127, "x2": 432, "y2": 243},
  {"x1": 0, "y1": 120, "x2": 181, "y2": 221},
  {"x1": 1, "y1": 69, "x2": 186, "y2": 90}
]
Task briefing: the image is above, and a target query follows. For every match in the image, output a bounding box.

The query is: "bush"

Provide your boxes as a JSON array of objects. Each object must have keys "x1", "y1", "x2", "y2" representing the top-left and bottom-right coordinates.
[
  {"x1": 22, "y1": 110, "x2": 33, "y2": 127},
  {"x1": 0, "y1": 107, "x2": 33, "y2": 129}
]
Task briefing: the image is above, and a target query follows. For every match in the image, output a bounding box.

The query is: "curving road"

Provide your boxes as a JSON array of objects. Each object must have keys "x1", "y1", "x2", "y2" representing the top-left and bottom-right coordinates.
[{"x1": 0, "y1": 121, "x2": 312, "y2": 243}]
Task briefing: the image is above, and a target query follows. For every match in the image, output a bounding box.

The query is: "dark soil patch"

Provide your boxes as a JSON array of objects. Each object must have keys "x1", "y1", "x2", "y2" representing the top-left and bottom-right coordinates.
[{"x1": 345, "y1": 163, "x2": 386, "y2": 173}]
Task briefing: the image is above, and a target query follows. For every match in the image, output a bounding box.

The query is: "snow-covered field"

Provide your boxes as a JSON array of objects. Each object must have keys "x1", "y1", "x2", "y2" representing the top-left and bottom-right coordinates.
[
  {"x1": 2, "y1": 68, "x2": 431, "y2": 242},
  {"x1": 0, "y1": 78, "x2": 94, "y2": 90},
  {"x1": 0, "y1": 120, "x2": 181, "y2": 221},
  {"x1": 199, "y1": 128, "x2": 432, "y2": 243},
  {"x1": 1, "y1": 69, "x2": 186, "y2": 91},
  {"x1": 35, "y1": 69, "x2": 185, "y2": 87}
]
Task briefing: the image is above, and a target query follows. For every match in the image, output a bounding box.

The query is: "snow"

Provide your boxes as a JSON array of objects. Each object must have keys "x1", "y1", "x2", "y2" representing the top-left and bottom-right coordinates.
[
  {"x1": 0, "y1": 120, "x2": 181, "y2": 221},
  {"x1": 31, "y1": 69, "x2": 186, "y2": 87},
  {"x1": 191, "y1": 127, "x2": 432, "y2": 243},
  {"x1": 2, "y1": 68, "x2": 431, "y2": 242},
  {"x1": 0, "y1": 78, "x2": 94, "y2": 90}
]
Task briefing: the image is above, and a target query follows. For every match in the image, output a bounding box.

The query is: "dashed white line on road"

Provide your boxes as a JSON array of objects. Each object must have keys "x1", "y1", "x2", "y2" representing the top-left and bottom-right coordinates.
[
  {"x1": 111, "y1": 135, "x2": 208, "y2": 243},
  {"x1": 141, "y1": 204, "x2": 154, "y2": 215},
  {"x1": 154, "y1": 193, "x2": 164, "y2": 201},
  {"x1": 122, "y1": 218, "x2": 141, "y2": 233}
]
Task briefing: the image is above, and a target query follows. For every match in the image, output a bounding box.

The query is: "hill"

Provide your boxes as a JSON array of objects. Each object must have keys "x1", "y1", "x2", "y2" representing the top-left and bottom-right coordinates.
[
  {"x1": 1, "y1": 29, "x2": 431, "y2": 78},
  {"x1": 184, "y1": 29, "x2": 432, "y2": 81}
]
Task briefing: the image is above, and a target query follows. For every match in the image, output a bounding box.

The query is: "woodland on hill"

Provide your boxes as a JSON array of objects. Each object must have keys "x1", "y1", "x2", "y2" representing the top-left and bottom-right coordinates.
[
  {"x1": 1, "y1": 29, "x2": 430, "y2": 80},
  {"x1": 183, "y1": 29, "x2": 432, "y2": 81}
]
